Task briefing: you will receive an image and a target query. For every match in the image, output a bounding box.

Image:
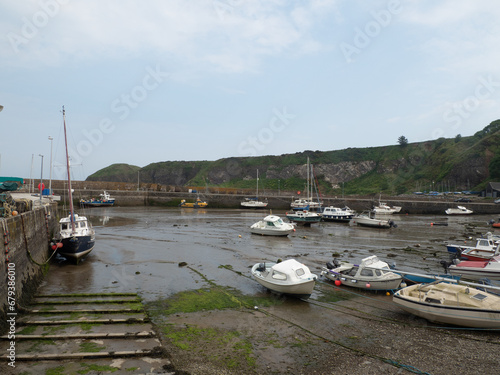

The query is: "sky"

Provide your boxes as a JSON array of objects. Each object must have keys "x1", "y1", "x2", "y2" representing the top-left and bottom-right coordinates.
[{"x1": 1, "y1": 0, "x2": 500, "y2": 181}]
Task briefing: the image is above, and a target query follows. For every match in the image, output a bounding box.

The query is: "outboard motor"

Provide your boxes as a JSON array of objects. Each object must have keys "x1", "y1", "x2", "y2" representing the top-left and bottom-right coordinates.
[
  {"x1": 326, "y1": 262, "x2": 336, "y2": 270},
  {"x1": 439, "y1": 259, "x2": 453, "y2": 273},
  {"x1": 326, "y1": 258, "x2": 341, "y2": 270},
  {"x1": 256, "y1": 263, "x2": 266, "y2": 272},
  {"x1": 389, "y1": 220, "x2": 397, "y2": 228}
]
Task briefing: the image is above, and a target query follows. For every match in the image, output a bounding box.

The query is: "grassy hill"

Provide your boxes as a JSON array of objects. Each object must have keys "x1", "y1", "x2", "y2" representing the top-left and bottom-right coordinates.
[{"x1": 87, "y1": 120, "x2": 500, "y2": 195}]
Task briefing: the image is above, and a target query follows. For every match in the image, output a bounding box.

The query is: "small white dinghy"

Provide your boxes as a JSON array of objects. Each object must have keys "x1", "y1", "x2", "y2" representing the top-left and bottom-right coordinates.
[
  {"x1": 251, "y1": 259, "x2": 317, "y2": 299},
  {"x1": 393, "y1": 280, "x2": 500, "y2": 328},
  {"x1": 321, "y1": 255, "x2": 402, "y2": 291},
  {"x1": 250, "y1": 215, "x2": 295, "y2": 236}
]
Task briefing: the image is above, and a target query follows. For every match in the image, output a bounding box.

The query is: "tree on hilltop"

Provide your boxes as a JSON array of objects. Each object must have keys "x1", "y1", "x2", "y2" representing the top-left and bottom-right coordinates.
[{"x1": 398, "y1": 135, "x2": 408, "y2": 147}]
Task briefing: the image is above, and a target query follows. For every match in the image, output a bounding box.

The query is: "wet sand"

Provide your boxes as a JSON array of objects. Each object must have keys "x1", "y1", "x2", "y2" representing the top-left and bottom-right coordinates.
[{"x1": 37, "y1": 207, "x2": 500, "y2": 374}]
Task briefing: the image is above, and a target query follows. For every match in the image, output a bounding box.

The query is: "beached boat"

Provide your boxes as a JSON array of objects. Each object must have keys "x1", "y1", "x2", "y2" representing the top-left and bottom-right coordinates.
[
  {"x1": 56, "y1": 107, "x2": 95, "y2": 263},
  {"x1": 349, "y1": 211, "x2": 396, "y2": 229},
  {"x1": 489, "y1": 218, "x2": 500, "y2": 229},
  {"x1": 179, "y1": 197, "x2": 208, "y2": 208},
  {"x1": 459, "y1": 244, "x2": 500, "y2": 262},
  {"x1": 393, "y1": 281, "x2": 500, "y2": 328},
  {"x1": 285, "y1": 210, "x2": 322, "y2": 225},
  {"x1": 447, "y1": 256, "x2": 500, "y2": 280},
  {"x1": 372, "y1": 201, "x2": 401, "y2": 215},
  {"x1": 321, "y1": 206, "x2": 355, "y2": 222},
  {"x1": 241, "y1": 170, "x2": 268, "y2": 208},
  {"x1": 321, "y1": 255, "x2": 402, "y2": 290},
  {"x1": 251, "y1": 259, "x2": 317, "y2": 299},
  {"x1": 241, "y1": 197, "x2": 268, "y2": 208},
  {"x1": 290, "y1": 157, "x2": 322, "y2": 210},
  {"x1": 250, "y1": 215, "x2": 295, "y2": 236},
  {"x1": 445, "y1": 205, "x2": 473, "y2": 215},
  {"x1": 80, "y1": 191, "x2": 115, "y2": 207},
  {"x1": 446, "y1": 232, "x2": 500, "y2": 256}
]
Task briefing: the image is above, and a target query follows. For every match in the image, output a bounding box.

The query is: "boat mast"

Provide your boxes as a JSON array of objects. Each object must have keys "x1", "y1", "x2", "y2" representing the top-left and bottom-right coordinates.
[
  {"x1": 62, "y1": 106, "x2": 76, "y2": 234},
  {"x1": 306, "y1": 157, "x2": 310, "y2": 201},
  {"x1": 256, "y1": 169, "x2": 259, "y2": 198}
]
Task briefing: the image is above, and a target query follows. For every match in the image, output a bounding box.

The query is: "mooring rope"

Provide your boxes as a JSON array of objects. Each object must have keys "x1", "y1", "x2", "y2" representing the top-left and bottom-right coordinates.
[{"x1": 191, "y1": 264, "x2": 433, "y2": 375}]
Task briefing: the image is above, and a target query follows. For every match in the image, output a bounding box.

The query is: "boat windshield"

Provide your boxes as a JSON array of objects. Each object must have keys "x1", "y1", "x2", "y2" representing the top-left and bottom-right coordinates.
[
  {"x1": 295, "y1": 268, "x2": 305, "y2": 277},
  {"x1": 360, "y1": 269, "x2": 373, "y2": 277},
  {"x1": 272, "y1": 271, "x2": 287, "y2": 280}
]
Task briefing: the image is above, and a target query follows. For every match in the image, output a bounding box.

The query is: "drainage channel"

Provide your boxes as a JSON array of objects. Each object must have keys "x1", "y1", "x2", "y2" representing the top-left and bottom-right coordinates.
[{"x1": 0, "y1": 293, "x2": 173, "y2": 374}]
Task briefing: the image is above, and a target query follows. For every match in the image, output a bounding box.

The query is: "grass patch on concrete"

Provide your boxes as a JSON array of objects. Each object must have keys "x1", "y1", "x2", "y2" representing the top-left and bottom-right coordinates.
[
  {"x1": 79, "y1": 341, "x2": 106, "y2": 353},
  {"x1": 77, "y1": 363, "x2": 118, "y2": 374},
  {"x1": 163, "y1": 323, "x2": 256, "y2": 369},
  {"x1": 146, "y1": 287, "x2": 281, "y2": 317}
]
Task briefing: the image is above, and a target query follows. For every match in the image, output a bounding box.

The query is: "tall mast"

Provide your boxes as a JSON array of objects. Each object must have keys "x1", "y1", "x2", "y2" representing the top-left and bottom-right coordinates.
[
  {"x1": 256, "y1": 169, "x2": 259, "y2": 198},
  {"x1": 62, "y1": 106, "x2": 75, "y2": 233},
  {"x1": 307, "y1": 156, "x2": 311, "y2": 201}
]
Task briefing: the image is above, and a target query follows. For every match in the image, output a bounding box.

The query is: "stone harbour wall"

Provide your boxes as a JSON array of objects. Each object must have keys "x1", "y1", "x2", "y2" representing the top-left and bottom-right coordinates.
[{"x1": 0, "y1": 203, "x2": 58, "y2": 334}]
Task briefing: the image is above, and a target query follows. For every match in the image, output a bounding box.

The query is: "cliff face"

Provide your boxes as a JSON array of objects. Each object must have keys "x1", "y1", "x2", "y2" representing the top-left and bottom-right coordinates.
[{"x1": 86, "y1": 122, "x2": 500, "y2": 194}]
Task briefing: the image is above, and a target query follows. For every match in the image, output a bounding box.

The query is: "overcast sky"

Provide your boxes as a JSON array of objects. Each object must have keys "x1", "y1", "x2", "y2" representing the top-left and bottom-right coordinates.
[{"x1": 1, "y1": 0, "x2": 500, "y2": 181}]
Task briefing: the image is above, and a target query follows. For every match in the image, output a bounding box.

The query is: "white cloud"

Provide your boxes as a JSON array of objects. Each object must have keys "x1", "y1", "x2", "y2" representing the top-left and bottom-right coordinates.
[{"x1": 0, "y1": 0, "x2": 340, "y2": 73}]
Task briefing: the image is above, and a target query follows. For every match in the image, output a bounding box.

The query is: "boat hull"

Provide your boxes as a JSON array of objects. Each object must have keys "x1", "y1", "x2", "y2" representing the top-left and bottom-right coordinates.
[
  {"x1": 323, "y1": 271, "x2": 402, "y2": 290},
  {"x1": 81, "y1": 201, "x2": 115, "y2": 207},
  {"x1": 253, "y1": 277, "x2": 316, "y2": 298},
  {"x1": 241, "y1": 201, "x2": 268, "y2": 208},
  {"x1": 350, "y1": 217, "x2": 391, "y2": 228},
  {"x1": 250, "y1": 227, "x2": 293, "y2": 236},
  {"x1": 394, "y1": 283, "x2": 500, "y2": 328},
  {"x1": 58, "y1": 235, "x2": 95, "y2": 261}
]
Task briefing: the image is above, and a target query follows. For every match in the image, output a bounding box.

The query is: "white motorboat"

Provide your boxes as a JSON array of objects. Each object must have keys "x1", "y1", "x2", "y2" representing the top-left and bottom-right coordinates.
[
  {"x1": 321, "y1": 255, "x2": 402, "y2": 290},
  {"x1": 285, "y1": 210, "x2": 322, "y2": 225},
  {"x1": 241, "y1": 169, "x2": 268, "y2": 208},
  {"x1": 250, "y1": 215, "x2": 295, "y2": 236},
  {"x1": 349, "y1": 211, "x2": 396, "y2": 229},
  {"x1": 393, "y1": 281, "x2": 500, "y2": 328},
  {"x1": 372, "y1": 194, "x2": 401, "y2": 215},
  {"x1": 372, "y1": 202, "x2": 401, "y2": 215},
  {"x1": 251, "y1": 259, "x2": 317, "y2": 299},
  {"x1": 445, "y1": 205, "x2": 473, "y2": 215},
  {"x1": 321, "y1": 206, "x2": 355, "y2": 222},
  {"x1": 241, "y1": 197, "x2": 268, "y2": 208},
  {"x1": 447, "y1": 256, "x2": 500, "y2": 280},
  {"x1": 446, "y1": 232, "x2": 500, "y2": 256}
]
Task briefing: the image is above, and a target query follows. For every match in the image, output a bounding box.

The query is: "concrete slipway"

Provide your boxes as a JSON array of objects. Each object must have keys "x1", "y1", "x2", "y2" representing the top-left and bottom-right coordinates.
[{"x1": 0, "y1": 293, "x2": 173, "y2": 374}]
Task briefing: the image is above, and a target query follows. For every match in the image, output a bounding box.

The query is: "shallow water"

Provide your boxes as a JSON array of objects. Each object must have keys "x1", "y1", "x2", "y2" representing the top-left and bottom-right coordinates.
[{"x1": 39, "y1": 207, "x2": 498, "y2": 301}]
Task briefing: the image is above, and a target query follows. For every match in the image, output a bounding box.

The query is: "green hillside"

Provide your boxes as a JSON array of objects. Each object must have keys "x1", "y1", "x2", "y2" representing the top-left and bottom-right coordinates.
[{"x1": 87, "y1": 120, "x2": 500, "y2": 195}]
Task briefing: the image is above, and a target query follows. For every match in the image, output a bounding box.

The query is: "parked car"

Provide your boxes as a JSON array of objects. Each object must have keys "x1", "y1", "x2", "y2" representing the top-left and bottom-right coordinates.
[
  {"x1": 495, "y1": 198, "x2": 500, "y2": 204},
  {"x1": 454, "y1": 197, "x2": 471, "y2": 202}
]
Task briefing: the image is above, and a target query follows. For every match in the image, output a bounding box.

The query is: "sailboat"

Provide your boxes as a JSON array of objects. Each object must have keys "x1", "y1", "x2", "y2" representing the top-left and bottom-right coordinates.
[
  {"x1": 290, "y1": 157, "x2": 322, "y2": 210},
  {"x1": 241, "y1": 169, "x2": 268, "y2": 208},
  {"x1": 56, "y1": 107, "x2": 95, "y2": 263},
  {"x1": 286, "y1": 158, "x2": 322, "y2": 225}
]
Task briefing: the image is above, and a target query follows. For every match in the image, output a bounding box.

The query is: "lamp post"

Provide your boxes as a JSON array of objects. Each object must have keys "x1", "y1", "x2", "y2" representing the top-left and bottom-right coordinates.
[
  {"x1": 0, "y1": 105, "x2": 2, "y2": 174},
  {"x1": 48, "y1": 136, "x2": 53, "y2": 195},
  {"x1": 39, "y1": 154, "x2": 44, "y2": 205}
]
